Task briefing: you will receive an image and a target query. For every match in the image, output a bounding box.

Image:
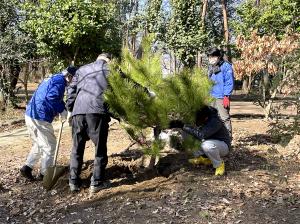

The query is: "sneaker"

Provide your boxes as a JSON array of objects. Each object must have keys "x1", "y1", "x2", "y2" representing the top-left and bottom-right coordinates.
[
  {"x1": 89, "y1": 181, "x2": 111, "y2": 194},
  {"x1": 36, "y1": 173, "x2": 44, "y2": 181},
  {"x1": 188, "y1": 156, "x2": 212, "y2": 166},
  {"x1": 215, "y1": 162, "x2": 225, "y2": 176},
  {"x1": 20, "y1": 165, "x2": 35, "y2": 181},
  {"x1": 69, "y1": 183, "x2": 80, "y2": 192}
]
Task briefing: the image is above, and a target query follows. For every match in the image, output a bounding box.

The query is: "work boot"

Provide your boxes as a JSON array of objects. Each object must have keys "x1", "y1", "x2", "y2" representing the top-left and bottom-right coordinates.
[
  {"x1": 36, "y1": 173, "x2": 44, "y2": 181},
  {"x1": 215, "y1": 162, "x2": 225, "y2": 176},
  {"x1": 188, "y1": 156, "x2": 212, "y2": 166},
  {"x1": 89, "y1": 181, "x2": 111, "y2": 194},
  {"x1": 69, "y1": 183, "x2": 80, "y2": 192},
  {"x1": 20, "y1": 165, "x2": 35, "y2": 181}
]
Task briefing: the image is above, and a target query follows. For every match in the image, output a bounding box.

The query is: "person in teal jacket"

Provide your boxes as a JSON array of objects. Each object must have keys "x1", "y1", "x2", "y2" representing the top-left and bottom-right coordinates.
[{"x1": 207, "y1": 48, "x2": 234, "y2": 136}]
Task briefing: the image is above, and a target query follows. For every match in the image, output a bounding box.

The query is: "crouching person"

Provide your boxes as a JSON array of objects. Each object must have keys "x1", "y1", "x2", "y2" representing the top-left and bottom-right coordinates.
[
  {"x1": 20, "y1": 66, "x2": 77, "y2": 181},
  {"x1": 169, "y1": 106, "x2": 231, "y2": 175}
]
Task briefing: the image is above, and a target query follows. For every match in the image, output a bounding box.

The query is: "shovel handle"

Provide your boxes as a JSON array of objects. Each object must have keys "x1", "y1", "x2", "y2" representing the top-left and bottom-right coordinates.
[{"x1": 53, "y1": 121, "x2": 64, "y2": 166}]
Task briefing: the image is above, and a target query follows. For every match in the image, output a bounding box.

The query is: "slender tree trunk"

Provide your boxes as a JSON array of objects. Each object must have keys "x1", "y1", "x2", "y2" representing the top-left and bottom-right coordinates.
[
  {"x1": 264, "y1": 58, "x2": 288, "y2": 119},
  {"x1": 0, "y1": 65, "x2": 11, "y2": 108},
  {"x1": 0, "y1": 64, "x2": 6, "y2": 110},
  {"x1": 33, "y1": 62, "x2": 39, "y2": 83},
  {"x1": 174, "y1": 53, "x2": 177, "y2": 73},
  {"x1": 41, "y1": 64, "x2": 46, "y2": 80},
  {"x1": 197, "y1": 0, "x2": 208, "y2": 68},
  {"x1": 221, "y1": 0, "x2": 231, "y2": 62},
  {"x1": 131, "y1": 35, "x2": 136, "y2": 55},
  {"x1": 242, "y1": 76, "x2": 250, "y2": 94},
  {"x1": 247, "y1": 75, "x2": 253, "y2": 93},
  {"x1": 72, "y1": 47, "x2": 79, "y2": 66},
  {"x1": 9, "y1": 63, "x2": 20, "y2": 97},
  {"x1": 24, "y1": 63, "x2": 30, "y2": 104},
  {"x1": 264, "y1": 78, "x2": 284, "y2": 119},
  {"x1": 201, "y1": 0, "x2": 208, "y2": 25},
  {"x1": 131, "y1": 0, "x2": 138, "y2": 55},
  {"x1": 124, "y1": 25, "x2": 129, "y2": 48},
  {"x1": 5, "y1": 63, "x2": 21, "y2": 108}
]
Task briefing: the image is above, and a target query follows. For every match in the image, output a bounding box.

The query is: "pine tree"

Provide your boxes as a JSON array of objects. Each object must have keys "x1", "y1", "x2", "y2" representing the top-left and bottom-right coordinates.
[{"x1": 105, "y1": 35, "x2": 212, "y2": 156}]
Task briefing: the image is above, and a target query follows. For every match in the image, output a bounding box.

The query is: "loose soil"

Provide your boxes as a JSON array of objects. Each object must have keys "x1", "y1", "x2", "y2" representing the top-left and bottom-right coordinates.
[
  {"x1": 0, "y1": 117, "x2": 299, "y2": 224},
  {"x1": 0, "y1": 84, "x2": 299, "y2": 223}
]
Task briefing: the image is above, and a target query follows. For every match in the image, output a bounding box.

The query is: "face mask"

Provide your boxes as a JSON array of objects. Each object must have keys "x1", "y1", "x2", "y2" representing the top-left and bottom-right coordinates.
[{"x1": 208, "y1": 57, "x2": 219, "y2": 65}]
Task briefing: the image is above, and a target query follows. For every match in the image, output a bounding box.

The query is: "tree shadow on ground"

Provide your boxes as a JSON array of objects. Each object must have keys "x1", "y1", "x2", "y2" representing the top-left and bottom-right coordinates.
[
  {"x1": 231, "y1": 114, "x2": 265, "y2": 119},
  {"x1": 52, "y1": 135, "x2": 280, "y2": 196},
  {"x1": 74, "y1": 150, "x2": 190, "y2": 189},
  {"x1": 227, "y1": 132, "x2": 281, "y2": 172},
  {"x1": 238, "y1": 133, "x2": 280, "y2": 145},
  {"x1": 226, "y1": 147, "x2": 279, "y2": 172},
  {"x1": 61, "y1": 145, "x2": 278, "y2": 191}
]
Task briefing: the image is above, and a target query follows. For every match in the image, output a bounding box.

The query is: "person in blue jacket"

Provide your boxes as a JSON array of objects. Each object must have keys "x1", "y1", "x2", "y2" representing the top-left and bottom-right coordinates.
[
  {"x1": 207, "y1": 47, "x2": 234, "y2": 136},
  {"x1": 20, "y1": 66, "x2": 77, "y2": 181}
]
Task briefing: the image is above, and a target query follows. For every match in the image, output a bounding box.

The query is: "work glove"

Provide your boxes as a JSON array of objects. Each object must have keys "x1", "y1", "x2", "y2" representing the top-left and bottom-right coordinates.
[
  {"x1": 67, "y1": 111, "x2": 72, "y2": 126},
  {"x1": 59, "y1": 110, "x2": 68, "y2": 122},
  {"x1": 147, "y1": 89, "x2": 156, "y2": 98},
  {"x1": 223, "y1": 96, "x2": 230, "y2": 109},
  {"x1": 169, "y1": 120, "x2": 184, "y2": 129}
]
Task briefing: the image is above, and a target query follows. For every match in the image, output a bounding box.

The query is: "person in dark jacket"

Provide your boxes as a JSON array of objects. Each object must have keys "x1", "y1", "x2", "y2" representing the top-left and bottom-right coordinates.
[
  {"x1": 207, "y1": 47, "x2": 234, "y2": 136},
  {"x1": 66, "y1": 53, "x2": 112, "y2": 193},
  {"x1": 20, "y1": 66, "x2": 77, "y2": 181},
  {"x1": 169, "y1": 106, "x2": 231, "y2": 175}
]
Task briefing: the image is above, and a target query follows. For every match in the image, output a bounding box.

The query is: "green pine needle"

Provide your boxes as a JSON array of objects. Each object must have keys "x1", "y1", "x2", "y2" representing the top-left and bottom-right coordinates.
[{"x1": 104, "y1": 35, "x2": 212, "y2": 156}]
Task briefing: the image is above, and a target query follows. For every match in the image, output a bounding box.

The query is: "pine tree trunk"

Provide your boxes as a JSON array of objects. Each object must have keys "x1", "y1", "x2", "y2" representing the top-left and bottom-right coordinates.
[{"x1": 221, "y1": 0, "x2": 232, "y2": 62}]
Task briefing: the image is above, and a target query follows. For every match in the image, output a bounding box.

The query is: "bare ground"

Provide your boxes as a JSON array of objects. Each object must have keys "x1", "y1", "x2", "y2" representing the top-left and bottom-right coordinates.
[{"x1": 0, "y1": 117, "x2": 299, "y2": 224}]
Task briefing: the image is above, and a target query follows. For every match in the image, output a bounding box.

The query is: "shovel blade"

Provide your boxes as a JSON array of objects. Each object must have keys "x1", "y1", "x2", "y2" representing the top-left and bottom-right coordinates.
[{"x1": 43, "y1": 166, "x2": 66, "y2": 191}]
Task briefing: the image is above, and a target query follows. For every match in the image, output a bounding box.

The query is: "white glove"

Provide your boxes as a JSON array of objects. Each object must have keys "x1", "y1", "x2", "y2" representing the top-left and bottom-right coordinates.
[
  {"x1": 59, "y1": 110, "x2": 68, "y2": 122},
  {"x1": 148, "y1": 89, "x2": 156, "y2": 98}
]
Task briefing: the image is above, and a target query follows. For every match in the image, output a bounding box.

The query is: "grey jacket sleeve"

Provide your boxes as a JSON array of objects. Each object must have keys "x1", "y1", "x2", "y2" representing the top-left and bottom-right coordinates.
[
  {"x1": 183, "y1": 115, "x2": 222, "y2": 140},
  {"x1": 66, "y1": 71, "x2": 79, "y2": 112}
]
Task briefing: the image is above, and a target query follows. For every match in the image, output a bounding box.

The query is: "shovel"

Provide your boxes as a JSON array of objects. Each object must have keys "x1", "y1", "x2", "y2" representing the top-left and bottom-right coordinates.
[{"x1": 43, "y1": 121, "x2": 67, "y2": 190}]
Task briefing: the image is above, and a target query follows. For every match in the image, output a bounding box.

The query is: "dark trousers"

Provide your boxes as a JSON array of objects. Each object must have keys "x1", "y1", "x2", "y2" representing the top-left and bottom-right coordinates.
[{"x1": 69, "y1": 114, "x2": 110, "y2": 186}]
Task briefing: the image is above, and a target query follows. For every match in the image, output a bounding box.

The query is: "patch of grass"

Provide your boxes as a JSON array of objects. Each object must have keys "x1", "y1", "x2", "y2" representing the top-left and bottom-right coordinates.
[{"x1": 199, "y1": 210, "x2": 211, "y2": 219}]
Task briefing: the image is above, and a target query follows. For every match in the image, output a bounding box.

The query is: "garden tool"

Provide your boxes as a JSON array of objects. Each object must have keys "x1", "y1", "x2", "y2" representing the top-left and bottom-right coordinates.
[{"x1": 43, "y1": 121, "x2": 67, "y2": 190}]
